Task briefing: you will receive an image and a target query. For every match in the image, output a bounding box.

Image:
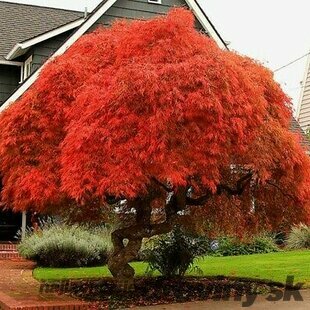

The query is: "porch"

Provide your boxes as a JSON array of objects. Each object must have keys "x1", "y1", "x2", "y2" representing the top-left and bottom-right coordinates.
[{"x1": 0, "y1": 210, "x2": 28, "y2": 242}]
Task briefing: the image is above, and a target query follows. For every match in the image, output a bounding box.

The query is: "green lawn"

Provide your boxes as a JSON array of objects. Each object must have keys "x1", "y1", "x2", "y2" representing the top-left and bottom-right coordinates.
[{"x1": 33, "y1": 250, "x2": 310, "y2": 288}]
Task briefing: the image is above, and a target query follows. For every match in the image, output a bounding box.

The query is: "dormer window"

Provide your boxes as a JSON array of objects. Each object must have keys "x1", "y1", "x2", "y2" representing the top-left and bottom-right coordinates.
[
  {"x1": 23, "y1": 55, "x2": 33, "y2": 80},
  {"x1": 148, "y1": 0, "x2": 162, "y2": 4}
]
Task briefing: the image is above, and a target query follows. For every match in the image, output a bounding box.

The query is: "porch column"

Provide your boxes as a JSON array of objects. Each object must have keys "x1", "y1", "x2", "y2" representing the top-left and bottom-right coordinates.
[{"x1": 21, "y1": 211, "x2": 27, "y2": 240}]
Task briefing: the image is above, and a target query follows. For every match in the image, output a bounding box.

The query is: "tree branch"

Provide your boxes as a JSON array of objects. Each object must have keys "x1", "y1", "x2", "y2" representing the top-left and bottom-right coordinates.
[
  {"x1": 186, "y1": 172, "x2": 253, "y2": 207},
  {"x1": 265, "y1": 180, "x2": 297, "y2": 202},
  {"x1": 186, "y1": 191, "x2": 213, "y2": 206},
  {"x1": 151, "y1": 177, "x2": 173, "y2": 192},
  {"x1": 218, "y1": 172, "x2": 253, "y2": 196},
  {"x1": 105, "y1": 195, "x2": 125, "y2": 205}
]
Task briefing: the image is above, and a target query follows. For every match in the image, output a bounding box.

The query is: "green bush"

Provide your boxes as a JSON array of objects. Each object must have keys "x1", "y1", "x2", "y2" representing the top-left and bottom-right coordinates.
[
  {"x1": 287, "y1": 224, "x2": 310, "y2": 249},
  {"x1": 141, "y1": 226, "x2": 209, "y2": 277},
  {"x1": 18, "y1": 222, "x2": 113, "y2": 267},
  {"x1": 248, "y1": 235, "x2": 280, "y2": 254},
  {"x1": 208, "y1": 235, "x2": 279, "y2": 257}
]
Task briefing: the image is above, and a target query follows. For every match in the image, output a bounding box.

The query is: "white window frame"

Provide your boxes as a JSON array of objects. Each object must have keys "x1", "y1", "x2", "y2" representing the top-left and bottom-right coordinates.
[
  {"x1": 148, "y1": 0, "x2": 162, "y2": 4},
  {"x1": 23, "y1": 55, "x2": 33, "y2": 81}
]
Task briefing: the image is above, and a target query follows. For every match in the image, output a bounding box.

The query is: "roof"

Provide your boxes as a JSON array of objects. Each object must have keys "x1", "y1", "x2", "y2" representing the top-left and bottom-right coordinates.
[
  {"x1": 191, "y1": 0, "x2": 227, "y2": 49},
  {"x1": 0, "y1": 1, "x2": 83, "y2": 60},
  {"x1": 0, "y1": 0, "x2": 227, "y2": 110},
  {"x1": 297, "y1": 52, "x2": 310, "y2": 132},
  {"x1": 290, "y1": 117, "x2": 310, "y2": 151}
]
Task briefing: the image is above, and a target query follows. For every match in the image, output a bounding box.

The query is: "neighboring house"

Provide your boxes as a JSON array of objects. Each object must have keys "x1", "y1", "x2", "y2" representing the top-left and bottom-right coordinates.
[
  {"x1": 0, "y1": 0, "x2": 226, "y2": 241},
  {"x1": 290, "y1": 118, "x2": 310, "y2": 155},
  {"x1": 297, "y1": 53, "x2": 310, "y2": 133}
]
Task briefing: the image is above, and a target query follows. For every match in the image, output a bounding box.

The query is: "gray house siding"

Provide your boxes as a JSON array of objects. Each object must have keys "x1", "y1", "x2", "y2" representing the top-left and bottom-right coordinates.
[
  {"x1": 89, "y1": 0, "x2": 203, "y2": 32},
  {"x1": 0, "y1": 65, "x2": 20, "y2": 106},
  {"x1": 20, "y1": 31, "x2": 75, "y2": 75},
  {"x1": 0, "y1": 31, "x2": 75, "y2": 107}
]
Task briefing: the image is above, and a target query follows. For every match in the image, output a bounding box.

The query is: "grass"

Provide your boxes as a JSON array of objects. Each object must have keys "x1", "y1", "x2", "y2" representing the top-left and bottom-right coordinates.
[
  {"x1": 194, "y1": 250, "x2": 310, "y2": 287},
  {"x1": 33, "y1": 261, "x2": 150, "y2": 281},
  {"x1": 33, "y1": 250, "x2": 310, "y2": 288}
]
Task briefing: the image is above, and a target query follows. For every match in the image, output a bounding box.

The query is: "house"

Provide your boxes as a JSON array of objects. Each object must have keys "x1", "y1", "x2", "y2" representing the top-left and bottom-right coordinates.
[
  {"x1": 297, "y1": 53, "x2": 310, "y2": 133},
  {"x1": 0, "y1": 2, "x2": 84, "y2": 107},
  {"x1": 290, "y1": 118, "x2": 310, "y2": 155},
  {"x1": 0, "y1": 0, "x2": 227, "y2": 242},
  {"x1": 1, "y1": 1, "x2": 308, "y2": 245}
]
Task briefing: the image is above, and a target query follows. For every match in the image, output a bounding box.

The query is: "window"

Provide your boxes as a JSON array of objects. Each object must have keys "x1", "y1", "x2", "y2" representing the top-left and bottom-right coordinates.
[
  {"x1": 148, "y1": 0, "x2": 162, "y2": 4},
  {"x1": 23, "y1": 55, "x2": 33, "y2": 81}
]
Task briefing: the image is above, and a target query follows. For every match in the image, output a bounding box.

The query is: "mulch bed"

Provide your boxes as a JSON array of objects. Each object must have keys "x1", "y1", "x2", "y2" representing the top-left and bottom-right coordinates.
[{"x1": 46, "y1": 276, "x2": 287, "y2": 309}]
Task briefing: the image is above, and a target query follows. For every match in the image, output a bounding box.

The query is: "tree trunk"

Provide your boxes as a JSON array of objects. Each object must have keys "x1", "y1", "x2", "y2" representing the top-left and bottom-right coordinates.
[
  {"x1": 108, "y1": 188, "x2": 182, "y2": 290},
  {"x1": 108, "y1": 222, "x2": 174, "y2": 290},
  {"x1": 108, "y1": 228, "x2": 142, "y2": 290}
]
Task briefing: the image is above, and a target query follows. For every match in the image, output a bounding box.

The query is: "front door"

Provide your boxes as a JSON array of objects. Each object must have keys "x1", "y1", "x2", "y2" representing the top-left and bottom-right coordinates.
[{"x1": 0, "y1": 210, "x2": 22, "y2": 241}]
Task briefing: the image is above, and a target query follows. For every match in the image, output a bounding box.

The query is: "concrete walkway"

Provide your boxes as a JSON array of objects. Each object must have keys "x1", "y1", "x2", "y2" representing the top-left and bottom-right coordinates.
[
  {"x1": 0, "y1": 259, "x2": 88, "y2": 309},
  {"x1": 135, "y1": 290, "x2": 310, "y2": 309}
]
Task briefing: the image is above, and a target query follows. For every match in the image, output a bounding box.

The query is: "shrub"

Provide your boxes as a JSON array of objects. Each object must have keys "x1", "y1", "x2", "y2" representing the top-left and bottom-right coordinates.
[
  {"x1": 141, "y1": 226, "x2": 209, "y2": 277},
  {"x1": 248, "y1": 235, "x2": 280, "y2": 254},
  {"x1": 208, "y1": 234, "x2": 279, "y2": 257},
  {"x1": 18, "y1": 222, "x2": 113, "y2": 267},
  {"x1": 286, "y1": 224, "x2": 310, "y2": 249}
]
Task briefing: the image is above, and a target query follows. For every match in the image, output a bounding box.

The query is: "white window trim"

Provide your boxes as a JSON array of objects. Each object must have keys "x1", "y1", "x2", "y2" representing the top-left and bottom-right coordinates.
[
  {"x1": 23, "y1": 55, "x2": 33, "y2": 81},
  {"x1": 19, "y1": 65, "x2": 24, "y2": 84}
]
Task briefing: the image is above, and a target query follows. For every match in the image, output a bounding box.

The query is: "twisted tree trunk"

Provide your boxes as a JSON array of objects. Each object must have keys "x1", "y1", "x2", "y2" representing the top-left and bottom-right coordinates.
[
  {"x1": 108, "y1": 227, "x2": 143, "y2": 290},
  {"x1": 108, "y1": 190, "x2": 180, "y2": 290},
  {"x1": 108, "y1": 222, "x2": 174, "y2": 290}
]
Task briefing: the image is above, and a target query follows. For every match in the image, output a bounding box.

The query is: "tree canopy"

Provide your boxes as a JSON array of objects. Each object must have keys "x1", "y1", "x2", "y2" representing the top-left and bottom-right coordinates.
[{"x1": 0, "y1": 8, "x2": 309, "y2": 234}]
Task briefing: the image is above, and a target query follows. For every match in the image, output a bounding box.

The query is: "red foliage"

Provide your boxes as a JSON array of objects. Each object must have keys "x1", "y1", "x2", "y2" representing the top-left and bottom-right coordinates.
[{"x1": 0, "y1": 9, "x2": 309, "y2": 232}]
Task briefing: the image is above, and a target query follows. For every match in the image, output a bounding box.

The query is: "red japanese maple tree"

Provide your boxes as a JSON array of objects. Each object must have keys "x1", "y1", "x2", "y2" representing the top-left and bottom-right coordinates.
[{"x1": 0, "y1": 9, "x2": 310, "y2": 288}]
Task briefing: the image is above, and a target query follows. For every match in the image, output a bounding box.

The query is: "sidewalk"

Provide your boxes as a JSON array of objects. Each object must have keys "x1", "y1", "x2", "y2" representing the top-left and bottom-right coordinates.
[
  {"x1": 135, "y1": 290, "x2": 310, "y2": 310},
  {"x1": 0, "y1": 259, "x2": 88, "y2": 309}
]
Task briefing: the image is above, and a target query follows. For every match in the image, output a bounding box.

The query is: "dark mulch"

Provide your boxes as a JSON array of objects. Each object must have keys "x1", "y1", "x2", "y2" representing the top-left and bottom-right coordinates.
[{"x1": 44, "y1": 276, "x2": 287, "y2": 309}]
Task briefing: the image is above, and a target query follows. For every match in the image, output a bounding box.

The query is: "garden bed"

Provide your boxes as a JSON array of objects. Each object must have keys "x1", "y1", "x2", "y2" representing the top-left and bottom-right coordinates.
[{"x1": 44, "y1": 276, "x2": 286, "y2": 309}]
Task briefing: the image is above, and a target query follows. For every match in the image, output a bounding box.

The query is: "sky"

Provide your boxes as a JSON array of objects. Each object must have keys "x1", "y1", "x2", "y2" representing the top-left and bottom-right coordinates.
[{"x1": 4, "y1": 0, "x2": 310, "y2": 113}]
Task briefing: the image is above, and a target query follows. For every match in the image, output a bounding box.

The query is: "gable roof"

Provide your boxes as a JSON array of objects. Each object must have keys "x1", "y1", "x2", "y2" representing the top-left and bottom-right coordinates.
[
  {"x1": 0, "y1": 0, "x2": 227, "y2": 112},
  {"x1": 0, "y1": 1, "x2": 83, "y2": 61},
  {"x1": 186, "y1": 0, "x2": 227, "y2": 49},
  {"x1": 296, "y1": 52, "x2": 310, "y2": 132}
]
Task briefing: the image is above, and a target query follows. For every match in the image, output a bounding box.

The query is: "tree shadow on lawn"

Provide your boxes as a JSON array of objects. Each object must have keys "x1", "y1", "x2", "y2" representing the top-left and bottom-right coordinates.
[{"x1": 42, "y1": 276, "x2": 299, "y2": 309}]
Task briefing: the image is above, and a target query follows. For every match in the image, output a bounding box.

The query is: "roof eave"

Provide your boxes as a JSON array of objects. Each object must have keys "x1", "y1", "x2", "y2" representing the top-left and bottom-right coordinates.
[
  {"x1": 6, "y1": 43, "x2": 24, "y2": 61},
  {"x1": 5, "y1": 18, "x2": 85, "y2": 61},
  {"x1": 185, "y1": 0, "x2": 228, "y2": 50},
  {"x1": 0, "y1": 59, "x2": 23, "y2": 66}
]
